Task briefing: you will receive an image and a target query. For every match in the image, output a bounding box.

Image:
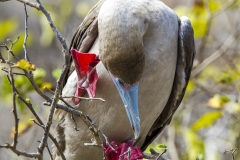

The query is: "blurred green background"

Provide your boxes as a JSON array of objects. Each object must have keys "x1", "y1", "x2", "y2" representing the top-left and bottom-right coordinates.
[{"x1": 0, "y1": 0, "x2": 240, "y2": 159}]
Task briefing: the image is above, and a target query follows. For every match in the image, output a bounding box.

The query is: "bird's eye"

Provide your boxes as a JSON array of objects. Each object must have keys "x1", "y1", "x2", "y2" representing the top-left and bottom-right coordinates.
[{"x1": 118, "y1": 79, "x2": 124, "y2": 86}]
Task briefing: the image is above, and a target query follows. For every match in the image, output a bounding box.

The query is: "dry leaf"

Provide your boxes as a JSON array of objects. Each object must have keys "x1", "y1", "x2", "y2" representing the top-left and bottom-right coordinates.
[{"x1": 12, "y1": 59, "x2": 36, "y2": 71}]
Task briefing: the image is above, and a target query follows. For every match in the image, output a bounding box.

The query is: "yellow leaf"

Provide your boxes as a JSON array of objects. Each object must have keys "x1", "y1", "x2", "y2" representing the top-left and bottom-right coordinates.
[
  {"x1": 191, "y1": 111, "x2": 222, "y2": 131},
  {"x1": 231, "y1": 102, "x2": 240, "y2": 113},
  {"x1": 185, "y1": 80, "x2": 195, "y2": 98},
  {"x1": 25, "y1": 98, "x2": 31, "y2": 103},
  {"x1": 208, "y1": 0, "x2": 221, "y2": 12},
  {"x1": 40, "y1": 82, "x2": 53, "y2": 91},
  {"x1": 208, "y1": 94, "x2": 230, "y2": 108},
  {"x1": 12, "y1": 59, "x2": 36, "y2": 71},
  {"x1": 10, "y1": 120, "x2": 33, "y2": 138}
]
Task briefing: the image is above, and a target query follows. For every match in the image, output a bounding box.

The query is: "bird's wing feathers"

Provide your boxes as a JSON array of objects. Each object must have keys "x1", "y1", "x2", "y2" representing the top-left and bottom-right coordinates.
[
  {"x1": 53, "y1": 1, "x2": 106, "y2": 159},
  {"x1": 64, "y1": 0, "x2": 106, "y2": 86},
  {"x1": 141, "y1": 16, "x2": 196, "y2": 150}
]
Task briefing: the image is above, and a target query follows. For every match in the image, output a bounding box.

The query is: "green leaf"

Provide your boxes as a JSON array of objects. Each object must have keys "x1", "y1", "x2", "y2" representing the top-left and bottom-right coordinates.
[
  {"x1": 34, "y1": 68, "x2": 46, "y2": 79},
  {"x1": 52, "y1": 69, "x2": 61, "y2": 80},
  {"x1": 12, "y1": 32, "x2": 33, "y2": 54},
  {"x1": 184, "y1": 129, "x2": 205, "y2": 160},
  {"x1": 0, "y1": 19, "x2": 18, "y2": 42},
  {"x1": 208, "y1": 0, "x2": 221, "y2": 12},
  {"x1": 174, "y1": 5, "x2": 208, "y2": 38},
  {"x1": 157, "y1": 144, "x2": 168, "y2": 150},
  {"x1": 191, "y1": 111, "x2": 222, "y2": 131}
]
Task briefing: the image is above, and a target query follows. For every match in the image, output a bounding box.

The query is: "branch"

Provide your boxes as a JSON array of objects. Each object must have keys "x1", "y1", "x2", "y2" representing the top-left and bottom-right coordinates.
[
  {"x1": 192, "y1": 24, "x2": 239, "y2": 77},
  {"x1": 197, "y1": 0, "x2": 237, "y2": 62},
  {"x1": 4, "y1": 73, "x2": 66, "y2": 160},
  {"x1": 23, "y1": 4, "x2": 29, "y2": 61},
  {"x1": 0, "y1": 143, "x2": 41, "y2": 158}
]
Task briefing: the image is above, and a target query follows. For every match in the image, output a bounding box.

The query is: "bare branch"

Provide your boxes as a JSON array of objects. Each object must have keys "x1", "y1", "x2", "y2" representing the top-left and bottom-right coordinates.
[
  {"x1": 23, "y1": 4, "x2": 29, "y2": 61},
  {"x1": 192, "y1": 26, "x2": 239, "y2": 77},
  {"x1": 61, "y1": 95, "x2": 105, "y2": 102},
  {"x1": 0, "y1": 143, "x2": 41, "y2": 158},
  {"x1": 17, "y1": 0, "x2": 40, "y2": 10},
  {"x1": 224, "y1": 148, "x2": 238, "y2": 160}
]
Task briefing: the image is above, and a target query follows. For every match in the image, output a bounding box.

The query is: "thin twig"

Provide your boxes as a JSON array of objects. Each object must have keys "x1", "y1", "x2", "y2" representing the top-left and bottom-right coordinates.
[
  {"x1": 71, "y1": 114, "x2": 79, "y2": 131},
  {"x1": 224, "y1": 148, "x2": 238, "y2": 160},
  {"x1": 30, "y1": 119, "x2": 44, "y2": 128},
  {"x1": 192, "y1": 26, "x2": 239, "y2": 77},
  {"x1": 2, "y1": 68, "x2": 26, "y2": 76},
  {"x1": 197, "y1": 0, "x2": 237, "y2": 62},
  {"x1": 0, "y1": 143, "x2": 41, "y2": 158},
  {"x1": 0, "y1": 38, "x2": 20, "y2": 61},
  {"x1": 4, "y1": 74, "x2": 66, "y2": 160},
  {"x1": 157, "y1": 149, "x2": 167, "y2": 160},
  {"x1": 23, "y1": 4, "x2": 29, "y2": 61},
  {"x1": 16, "y1": 0, "x2": 40, "y2": 10},
  {"x1": 46, "y1": 144, "x2": 53, "y2": 160},
  {"x1": 61, "y1": 95, "x2": 105, "y2": 102},
  {"x1": 9, "y1": 68, "x2": 19, "y2": 149}
]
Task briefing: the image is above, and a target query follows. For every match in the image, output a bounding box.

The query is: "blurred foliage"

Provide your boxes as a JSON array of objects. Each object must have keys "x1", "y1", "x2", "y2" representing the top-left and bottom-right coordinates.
[
  {"x1": 52, "y1": 68, "x2": 62, "y2": 80},
  {"x1": 0, "y1": 19, "x2": 18, "y2": 42},
  {"x1": 10, "y1": 119, "x2": 34, "y2": 138},
  {"x1": 191, "y1": 111, "x2": 223, "y2": 131},
  {"x1": 184, "y1": 129, "x2": 205, "y2": 160},
  {"x1": 34, "y1": 1, "x2": 74, "y2": 47}
]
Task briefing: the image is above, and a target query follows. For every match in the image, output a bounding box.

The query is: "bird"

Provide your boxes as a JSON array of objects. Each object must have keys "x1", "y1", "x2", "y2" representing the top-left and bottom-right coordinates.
[{"x1": 52, "y1": 0, "x2": 195, "y2": 159}]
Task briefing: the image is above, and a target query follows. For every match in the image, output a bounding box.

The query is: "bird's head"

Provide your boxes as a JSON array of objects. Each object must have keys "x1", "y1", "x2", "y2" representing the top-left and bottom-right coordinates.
[{"x1": 100, "y1": 38, "x2": 145, "y2": 139}]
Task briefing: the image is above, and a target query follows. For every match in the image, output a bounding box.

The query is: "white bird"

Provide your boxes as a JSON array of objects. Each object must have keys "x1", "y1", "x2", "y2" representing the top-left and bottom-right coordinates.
[{"x1": 52, "y1": 0, "x2": 195, "y2": 159}]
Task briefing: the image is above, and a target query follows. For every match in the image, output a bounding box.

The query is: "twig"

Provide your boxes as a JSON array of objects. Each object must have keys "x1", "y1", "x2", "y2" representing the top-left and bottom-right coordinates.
[
  {"x1": 0, "y1": 38, "x2": 20, "y2": 61},
  {"x1": 211, "y1": 0, "x2": 237, "y2": 17},
  {"x1": 46, "y1": 144, "x2": 53, "y2": 160},
  {"x1": 0, "y1": 51, "x2": 6, "y2": 63},
  {"x1": 192, "y1": 26, "x2": 239, "y2": 77},
  {"x1": 197, "y1": 0, "x2": 237, "y2": 62},
  {"x1": 30, "y1": 119, "x2": 44, "y2": 128},
  {"x1": 23, "y1": 4, "x2": 29, "y2": 61},
  {"x1": 4, "y1": 74, "x2": 66, "y2": 160},
  {"x1": 0, "y1": 143, "x2": 41, "y2": 158},
  {"x1": 119, "y1": 147, "x2": 131, "y2": 159},
  {"x1": 2, "y1": 68, "x2": 26, "y2": 76},
  {"x1": 35, "y1": 0, "x2": 68, "y2": 52},
  {"x1": 71, "y1": 114, "x2": 79, "y2": 131},
  {"x1": 157, "y1": 149, "x2": 167, "y2": 160},
  {"x1": 9, "y1": 67, "x2": 19, "y2": 149},
  {"x1": 15, "y1": 0, "x2": 40, "y2": 10},
  {"x1": 224, "y1": 148, "x2": 238, "y2": 160},
  {"x1": 61, "y1": 95, "x2": 105, "y2": 102},
  {"x1": 44, "y1": 87, "x2": 55, "y2": 95}
]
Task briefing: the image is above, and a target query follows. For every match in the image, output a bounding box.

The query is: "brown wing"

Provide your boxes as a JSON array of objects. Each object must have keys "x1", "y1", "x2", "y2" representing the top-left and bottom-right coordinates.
[
  {"x1": 141, "y1": 16, "x2": 196, "y2": 150},
  {"x1": 53, "y1": 1, "x2": 106, "y2": 159},
  {"x1": 63, "y1": 0, "x2": 106, "y2": 87}
]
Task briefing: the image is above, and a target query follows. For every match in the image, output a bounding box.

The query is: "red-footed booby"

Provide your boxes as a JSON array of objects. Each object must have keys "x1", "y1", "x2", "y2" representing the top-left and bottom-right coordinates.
[{"x1": 53, "y1": 0, "x2": 195, "y2": 159}]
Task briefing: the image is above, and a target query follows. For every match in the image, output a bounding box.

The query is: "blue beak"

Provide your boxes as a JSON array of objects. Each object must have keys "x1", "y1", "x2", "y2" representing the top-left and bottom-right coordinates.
[{"x1": 110, "y1": 74, "x2": 140, "y2": 139}]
